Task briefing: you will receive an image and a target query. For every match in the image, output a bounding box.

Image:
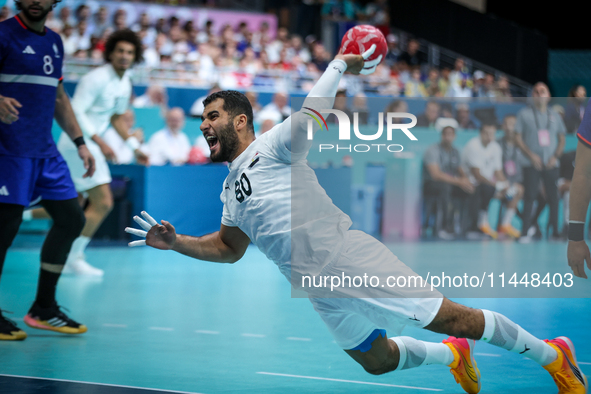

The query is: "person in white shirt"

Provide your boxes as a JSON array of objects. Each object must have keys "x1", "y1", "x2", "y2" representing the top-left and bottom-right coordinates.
[
  {"x1": 132, "y1": 84, "x2": 168, "y2": 111},
  {"x1": 255, "y1": 91, "x2": 290, "y2": 124},
  {"x1": 58, "y1": 30, "x2": 148, "y2": 276},
  {"x1": 125, "y1": 47, "x2": 581, "y2": 394},
  {"x1": 102, "y1": 109, "x2": 145, "y2": 165},
  {"x1": 146, "y1": 107, "x2": 191, "y2": 166},
  {"x1": 461, "y1": 124, "x2": 522, "y2": 239},
  {"x1": 189, "y1": 84, "x2": 221, "y2": 118}
]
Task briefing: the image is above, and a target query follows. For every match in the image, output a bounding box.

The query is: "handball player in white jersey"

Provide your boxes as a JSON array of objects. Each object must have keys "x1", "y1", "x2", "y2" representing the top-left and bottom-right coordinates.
[
  {"x1": 126, "y1": 46, "x2": 587, "y2": 393},
  {"x1": 58, "y1": 29, "x2": 148, "y2": 276}
]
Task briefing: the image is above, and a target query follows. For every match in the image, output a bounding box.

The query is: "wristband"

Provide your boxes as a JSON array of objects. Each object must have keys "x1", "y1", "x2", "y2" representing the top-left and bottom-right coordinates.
[
  {"x1": 73, "y1": 137, "x2": 85, "y2": 147},
  {"x1": 568, "y1": 221, "x2": 585, "y2": 242},
  {"x1": 126, "y1": 136, "x2": 140, "y2": 151}
]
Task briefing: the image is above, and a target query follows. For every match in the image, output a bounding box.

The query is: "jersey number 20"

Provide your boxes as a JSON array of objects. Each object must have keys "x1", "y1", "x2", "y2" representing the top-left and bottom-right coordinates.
[{"x1": 235, "y1": 173, "x2": 252, "y2": 203}]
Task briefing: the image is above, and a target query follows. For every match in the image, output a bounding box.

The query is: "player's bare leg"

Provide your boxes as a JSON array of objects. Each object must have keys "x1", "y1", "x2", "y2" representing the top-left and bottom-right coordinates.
[{"x1": 64, "y1": 183, "x2": 113, "y2": 276}]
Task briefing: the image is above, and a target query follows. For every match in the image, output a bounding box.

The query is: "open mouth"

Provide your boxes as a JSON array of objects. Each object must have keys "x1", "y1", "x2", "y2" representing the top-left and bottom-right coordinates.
[{"x1": 206, "y1": 135, "x2": 219, "y2": 152}]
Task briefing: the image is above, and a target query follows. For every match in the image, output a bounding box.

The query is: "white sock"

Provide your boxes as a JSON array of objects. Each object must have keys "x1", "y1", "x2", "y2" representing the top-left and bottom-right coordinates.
[
  {"x1": 502, "y1": 208, "x2": 516, "y2": 226},
  {"x1": 69, "y1": 236, "x2": 91, "y2": 260},
  {"x1": 391, "y1": 336, "x2": 454, "y2": 370},
  {"x1": 480, "y1": 310, "x2": 557, "y2": 366},
  {"x1": 478, "y1": 210, "x2": 489, "y2": 227}
]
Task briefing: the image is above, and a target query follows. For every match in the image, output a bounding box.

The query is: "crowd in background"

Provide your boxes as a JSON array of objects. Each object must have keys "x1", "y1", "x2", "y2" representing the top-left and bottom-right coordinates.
[{"x1": 0, "y1": 2, "x2": 533, "y2": 97}]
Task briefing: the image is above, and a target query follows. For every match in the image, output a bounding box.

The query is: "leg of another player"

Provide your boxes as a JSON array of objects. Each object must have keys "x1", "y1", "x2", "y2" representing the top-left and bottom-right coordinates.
[
  {"x1": 0, "y1": 202, "x2": 28, "y2": 340},
  {"x1": 65, "y1": 183, "x2": 113, "y2": 275}
]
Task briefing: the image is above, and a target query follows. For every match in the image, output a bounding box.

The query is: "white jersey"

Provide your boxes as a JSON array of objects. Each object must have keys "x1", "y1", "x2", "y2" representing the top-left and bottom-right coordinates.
[
  {"x1": 461, "y1": 136, "x2": 503, "y2": 184},
  {"x1": 220, "y1": 118, "x2": 352, "y2": 282},
  {"x1": 70, "y1": 63, "x2": 132, "y2": 138},
  {"x1": 146, "y1": 128, "x2": 191, "y2": 166}
]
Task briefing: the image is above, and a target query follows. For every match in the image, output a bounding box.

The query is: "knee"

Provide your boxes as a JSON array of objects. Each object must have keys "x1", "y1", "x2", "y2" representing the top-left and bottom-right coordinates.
[
  {"x1": 94, "y1": 195, "x2": 114, "y2": 215},
  {"x1": 361, "y1": 358, "x2": 392, "y2": 376}
]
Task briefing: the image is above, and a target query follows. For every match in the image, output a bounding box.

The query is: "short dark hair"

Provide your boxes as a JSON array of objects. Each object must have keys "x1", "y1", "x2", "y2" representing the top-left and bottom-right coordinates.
[
  {"x1": 480, "y1": 123, "x2": 497, "y2": 132},
  {"x1": 15, "y1": 0, "x2": 61, "y2": 10},
  {"x1": 203, "y1": 90, "x2": 254, "y2": 134},
  {"x1": 104, "y1": 29, "x2": 143, "y2": 64}
]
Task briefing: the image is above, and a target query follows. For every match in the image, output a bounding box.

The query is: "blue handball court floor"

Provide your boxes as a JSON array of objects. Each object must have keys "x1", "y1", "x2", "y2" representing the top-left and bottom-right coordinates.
[{"x1": 1, "y1": 237, "x2": 591, "y2": 394}]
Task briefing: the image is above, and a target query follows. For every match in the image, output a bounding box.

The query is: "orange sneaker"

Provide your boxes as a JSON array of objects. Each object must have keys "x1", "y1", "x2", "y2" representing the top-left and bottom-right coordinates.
[
  {"x1": 498, "y1": 224, "x2": 520, "y2": 239},
  {"x1": 479, "y1": 224, "x2": 498, "y2": 239},
  {"x1": 543, "y1": 337, "x2": 588, "y2": 394},
  {"x1": 443, "y1": 336, "x2": 481, "y2": 393}
]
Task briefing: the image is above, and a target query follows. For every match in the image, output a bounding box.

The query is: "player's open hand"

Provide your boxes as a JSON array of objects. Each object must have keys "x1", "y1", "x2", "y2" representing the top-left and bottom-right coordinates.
[
  {"x1": 567, "y1": 240, "x2": 591, "y2": 279},
  {"x1": 78, "y1": 145, "x2": 96, "y2": 178},
  {"x1": 125, "y1": 211, "x2": 176, "y2": 250},
  {"x1": 335, "y1": 44, "x2": 382, "y2": 75},
  {"x1": 0, "y1": 95, "x2": 22, "y2": 124}
]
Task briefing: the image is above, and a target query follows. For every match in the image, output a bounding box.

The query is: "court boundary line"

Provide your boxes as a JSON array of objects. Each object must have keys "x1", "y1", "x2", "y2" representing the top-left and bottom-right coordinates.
[
  {"x1": 256, "y1": 372, "x2": 443, "y2": 391},
  {"x1": 0, "y1": 374, "x2": 203, "y2": 394}
]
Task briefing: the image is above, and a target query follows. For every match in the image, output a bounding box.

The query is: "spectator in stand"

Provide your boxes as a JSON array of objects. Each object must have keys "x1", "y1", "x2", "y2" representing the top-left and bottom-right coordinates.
[
  {"x1": 75, "y1": 4, "x2": 90, "y2": 24},
  {"x1": 438, "y1": 67, "x2": 451, "y2": 98},
  {"x1": 565, "y1": 84, "x2": 587, "y2": 134},
  {"x1": 515, "y1": 82, "x2": 566, "y2": 242},
  {"x1": 311, "y1": 42, "x2": 330, "y2": 71},
  {"x1": 424, "y1": 68, "x2": 441, "y2": 97},
  {"x1": 197, "y1": 20, "x2": 214, "y2": 44},
  {"x1": 384, "y1": 34, "x2": 400, "y2": 66},
  {"x1": 132, "y1": 13, "x2": 157, "y2": 47},
  {"x1": 449, "y1": 57, "x2": 470, "y2": 90},
  {"x1": 61, "y1": 24, "x2": 77, "y2": 56},
  {"x1": 58, "y1": 6, "x2": 76, "y2": 30},
  {"x1": 462, "y1": 123, "x2": 516, "y2": 239},
  {"x1": 474, "y1": 71, "x2": 496, "y2": 98},
  {"x1": 497, "y1": 115, "x2": 526, "y2": 238},
  {"x1": 351, "y1": 93, "x2": 370, "y2": 125},
  {"x1": 102, "y1": 109, "x2": 145, "y2": 165},
  {"x1": 72, "y1": 20, "x2": 91, "y2": 53},
  {"x1": 385, "y1": 100, "x2": 410, "y2": 124},
  {"x1": 90, "y1": 7, "x2": 110, "y2": 39},
  {"x1": 259, "y1": 118, "x2": 276, "y2": 134},
  {"x1": 447, "y1": 77, "x2": 473, "y2": 98},
  {"x1": 133, "y1": 85, "x2": 169, "y2": 112},
  {"x1": 416, "y1": 101, "x2": 440, "y2": 129},
  {"x1": 113, "y1": 9, "x2": 127, "y2": 31},
  {"x1": 257, "y1": 91, "x2": 291, "y2": 124},
  {"x1": 494, "y1": 74, "x2": 512, "y2": 101},
  {"x1": 326, "y1": 90, "x2": 353, "y2": 124},
  {"x1": 405, "y1": 68, "x2": 427, "y2": 98},
  {"x1": 244, "y1": 91, "x2": 262, "y2": 119},
  {"x1": 456, "y1": 103, "x2": 477, "y2": 130},
  {"x1": 145, "y1": 108, "x2": 191, "y2": 166},
  {"x1": 321, "y1": 0, "x2": 357, "y2": 21},
  {"x1": 189, "y1": 84, "x2": 221, "y2": 117},
  {"x1": 289, "y1": 35, "x2": 311, "y2": 63},
  {"x1": 398, "y1": 38, "x2": 424, "y2": 68},
  {"x1": 423, "y1": 125, "x2": 473, "y2": 239},
  {"x1": 472, "y1": 70, "x2": 485, "y2": 97}
]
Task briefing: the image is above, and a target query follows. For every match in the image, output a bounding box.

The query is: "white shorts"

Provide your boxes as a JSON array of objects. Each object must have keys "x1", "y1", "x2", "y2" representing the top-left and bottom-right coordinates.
[
  {"x1": 57, "y1": 132, "x2": 112, "y2": 193},
  {"x1": 308, "y1": 230, "x2": 443, "y2": 350}
]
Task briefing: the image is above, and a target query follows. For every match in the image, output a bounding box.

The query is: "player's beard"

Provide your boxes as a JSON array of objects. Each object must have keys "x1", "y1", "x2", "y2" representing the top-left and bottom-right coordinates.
[
  {"x1": 21, "y1": 2, "x2": 52, "y2": 22},
  {"x1": 210, "y1": 121, "x2": 240, "y2": 163}
]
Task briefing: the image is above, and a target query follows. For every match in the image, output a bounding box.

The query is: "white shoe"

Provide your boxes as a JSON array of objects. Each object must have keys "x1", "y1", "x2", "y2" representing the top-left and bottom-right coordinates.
[
  {"x1": 518, "y1": 235, "x2": 533, "y2": 244},
  {"x1": 63, "y1": 258, "x2": 104, "y2": 276}
]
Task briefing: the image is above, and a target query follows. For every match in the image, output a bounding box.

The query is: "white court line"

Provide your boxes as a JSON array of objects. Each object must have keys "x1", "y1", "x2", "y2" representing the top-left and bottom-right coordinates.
[
  {"x1": 287, "y1": 337, "x2": 311, "y2": 341},
  {"x1": 103, "y1": 323, "x2": 127, "y2": 328},
  {"x1": 0, "y1": 374, "x2": 203, "y2": 394},
  {"x1": 241, "y1": 333, "x2": 266, "y2": 338},
  {"x1": 195, "y1": 330, "x2": 219, "y2": 335},
  {"x1": 256, "y1": 372, "x2": 442, "y2": 391},
  {"x1": 475, "y1": 353, "x2": 502, "y2": 357},
  {"x1": 580, "y1": 362, "x2": 591, "y2": 365},
  {"x1": 149, "y1": 327, "x2": 174, "y2": 331}
]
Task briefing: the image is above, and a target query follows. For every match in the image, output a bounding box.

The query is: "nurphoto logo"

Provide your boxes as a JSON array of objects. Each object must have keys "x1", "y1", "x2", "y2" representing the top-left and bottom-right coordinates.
[{"x1": 303, "y1": 108, "x2": 418, "y2": 153}]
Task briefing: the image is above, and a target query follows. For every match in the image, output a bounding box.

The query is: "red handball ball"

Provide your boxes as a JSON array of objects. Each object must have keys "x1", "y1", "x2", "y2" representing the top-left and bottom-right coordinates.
[{"x1": 340, "y1": 25, "x2": 387, "y2": 63}]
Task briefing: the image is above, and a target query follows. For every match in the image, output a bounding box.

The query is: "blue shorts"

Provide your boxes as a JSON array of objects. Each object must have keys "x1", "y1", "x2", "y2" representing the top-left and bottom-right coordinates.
[{"x1": 0, "y1": 154, "x2": 78, "y2": 207}]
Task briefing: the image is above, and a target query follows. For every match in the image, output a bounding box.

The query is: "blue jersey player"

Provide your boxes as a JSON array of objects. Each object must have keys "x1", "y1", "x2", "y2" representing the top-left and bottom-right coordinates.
[{"x1": 0, "y1": 0, "x2": 95, "y2": 341}]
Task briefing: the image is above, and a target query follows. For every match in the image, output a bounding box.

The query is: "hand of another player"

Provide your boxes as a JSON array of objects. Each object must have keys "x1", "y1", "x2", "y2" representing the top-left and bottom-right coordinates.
[
  {"x1": 567, "y1": 240, "x2": 591, "y2": 279},
  {"x1": 335, "y1": 44, "x2": 382, "y2": 75},
  {"x1": 134, "y1": 148, "x2": 150, "y2": 166},
  {"x1": 78, "y1": 145, "x2": 96, "y2": 178},
  {"x1": 458, "y1": 178, "x2": 475, "y2": 193},
  {"x1": 100, "y1": 143, "x2": 117, "y2": 162},
  {"x1": 125, "y1": 211, "x2": 176, "y2": 250},
  {"x1": 530, "y1": 153, "x2": 543, "y2": 171},
  {"x1": 0, "y1": 96, "x2": 22, "y2": 124}
]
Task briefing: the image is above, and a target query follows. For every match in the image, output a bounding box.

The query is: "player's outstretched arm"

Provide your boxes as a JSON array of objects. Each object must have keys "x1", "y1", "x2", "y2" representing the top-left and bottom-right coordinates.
[
  {"x1": 567, "y1": 141, "x2": 591, "y2": 278},
  {"x1": 284, "y1": 45, "x2": 381, "y2": 155},
  {"x1": 54, "y1": 83, "x2": 96, "y2": 178},
  {"x1": 111, "y1": 113, "x2": 150, "y2": 165},
  {"x1": 125, "y1": 211, "x2": 251, "y2": 264}
]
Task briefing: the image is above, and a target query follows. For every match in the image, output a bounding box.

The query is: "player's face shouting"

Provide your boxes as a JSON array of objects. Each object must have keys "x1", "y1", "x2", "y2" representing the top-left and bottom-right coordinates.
[
  {"x1": 20, "y1": 0, "x2": 53, "y2": 22},
  {"x1": 201, "y1": 99, "x2": 240, "y2": 163},
  {"x1": 110, "y1": 41, "x2": 136, "y2": 72}
]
